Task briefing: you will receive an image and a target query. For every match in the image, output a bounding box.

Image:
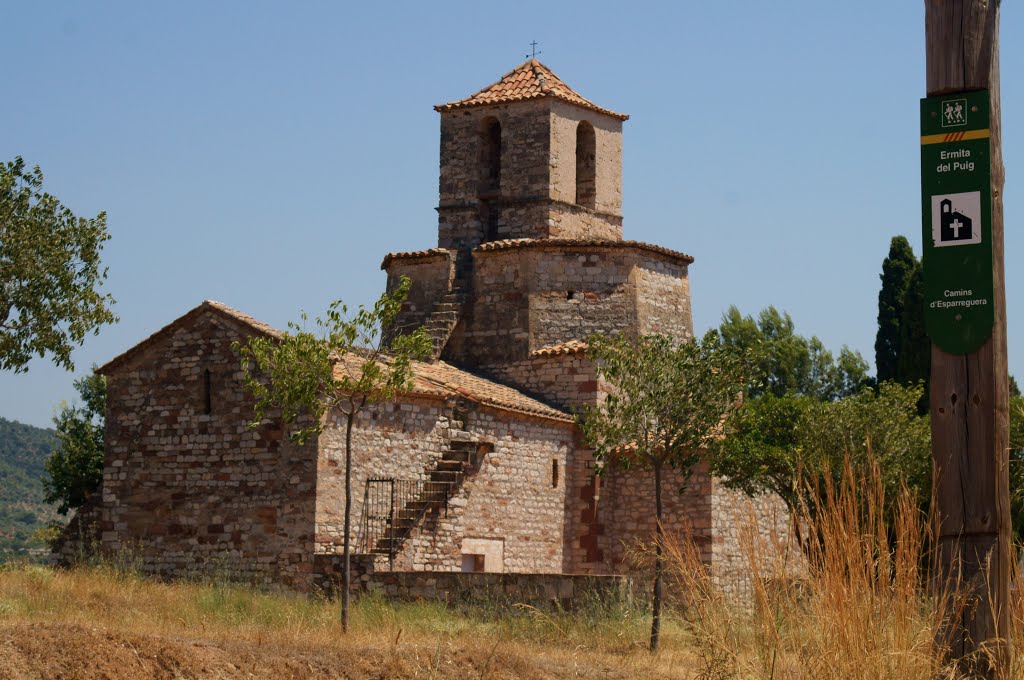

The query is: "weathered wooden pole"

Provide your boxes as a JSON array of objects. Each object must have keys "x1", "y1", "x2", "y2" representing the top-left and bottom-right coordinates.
[{"x1": 923, "y1": 1, "x2": 1010, "y2": 676}]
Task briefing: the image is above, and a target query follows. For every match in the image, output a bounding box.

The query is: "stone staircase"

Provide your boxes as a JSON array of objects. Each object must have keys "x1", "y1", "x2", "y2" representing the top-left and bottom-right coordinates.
[
  {"x1": 367, "y1": 432, "x2": 491, "y2": 560},
  {"x1": 422, "y1": 289, "x2": 465, "y2": 360}
]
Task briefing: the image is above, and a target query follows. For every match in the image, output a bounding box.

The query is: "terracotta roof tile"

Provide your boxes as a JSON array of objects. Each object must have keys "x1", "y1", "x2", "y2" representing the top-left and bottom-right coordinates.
[
  {"x1": 435, "y1": 59, "x2": 628, "y2": 121},
  {"x1": 475, "y1": 238, "x2": 694, "y2": 264},
  {"x1": 380, "y1": 248, "x2": 453, "y2": 270},
  {"x1": 203, "y1": 300, "x2": 283, "y2": 339},
  {"x1": 334, "y1": 355, "x2": 573, "y2": 423},
  {"x1": 103, "y1": 301, "x2": 572, "y2": 423},
  {"x1": 530, "y1": 340, "x2": 589, "y2": 357}
]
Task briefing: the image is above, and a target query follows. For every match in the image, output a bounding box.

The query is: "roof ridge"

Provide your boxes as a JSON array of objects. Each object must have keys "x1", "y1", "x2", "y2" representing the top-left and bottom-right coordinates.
[
  {"x1": 434, "y1": 59, "x2": 628, "y2": 121},
  {"x1": 473, "y1": 238, "x2": 695, "y2": 264},
  {"x1": 98, "y1": 300, "x2": 282, "y2": 374}
]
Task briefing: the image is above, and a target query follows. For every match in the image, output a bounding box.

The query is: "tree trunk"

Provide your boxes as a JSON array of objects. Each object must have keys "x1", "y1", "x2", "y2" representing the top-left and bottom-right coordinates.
[
  {"x1": 650, "y1": 458, "x2": 664, "y2": 652},
  {"x1": 925, "y1": 2, "x2": 1011, "y2": 677},
  {"x1": 342, "y1": 411, "x2": 353, "y2": 633}
]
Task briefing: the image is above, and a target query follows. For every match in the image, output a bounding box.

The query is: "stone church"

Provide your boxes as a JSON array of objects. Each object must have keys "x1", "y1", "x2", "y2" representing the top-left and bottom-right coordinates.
[{"x1": 79, "y1": 60, "x2": 789, "y2": 597}]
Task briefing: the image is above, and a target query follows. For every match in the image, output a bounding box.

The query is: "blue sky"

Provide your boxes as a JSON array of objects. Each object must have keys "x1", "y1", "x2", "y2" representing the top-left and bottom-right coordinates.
[{"x1": 2, "y1": 1, "x2": 1021, "y2": 427}]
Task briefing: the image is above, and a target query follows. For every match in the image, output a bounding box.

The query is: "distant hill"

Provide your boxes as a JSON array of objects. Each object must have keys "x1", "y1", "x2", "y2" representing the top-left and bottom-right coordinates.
[{"x1": 0, "y1": 417, "x2": 63, "y2": 560}]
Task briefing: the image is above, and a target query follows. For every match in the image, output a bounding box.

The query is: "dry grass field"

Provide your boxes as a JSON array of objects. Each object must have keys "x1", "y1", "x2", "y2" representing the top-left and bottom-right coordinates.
[
  {"x1": 0, "y1": 562, "x2": 698, "y2": 679},
  {"x1": 2, "y1": 462, "x2": 1022, "y2": 679}
]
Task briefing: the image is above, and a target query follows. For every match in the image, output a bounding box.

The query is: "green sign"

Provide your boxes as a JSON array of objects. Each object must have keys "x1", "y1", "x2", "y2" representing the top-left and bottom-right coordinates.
[{"x1": 920, "y1": 89, "x2": 994, "y2": 354}]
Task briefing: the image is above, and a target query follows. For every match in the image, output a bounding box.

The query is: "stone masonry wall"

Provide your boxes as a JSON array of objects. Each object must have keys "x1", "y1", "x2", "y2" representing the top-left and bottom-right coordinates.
[
  {"x1": 461, "y1": 245, "x2": 691, "y2": 372},
  {"x1": 548, "y1": 100, "x2": 623, "y2": 237},
  {"x1": 383, "y1": 251, "x2": 455, "y2": 336},
  {"x1": 100, "y1": 310, "x2": 319, "y2": 590},
  {"x1": 463, "y1": 246, "x2": 632, "y2": 366},
  {"x1": 390, "y1": 407, "x2": 574, "y2": 573},
  {"x1": 584, "y1": 459, "x2": 714, "y2": 575},
  {"x1": 485, "y1": 351, "x2": 598, "y2": 414},
  {"x1": 316, "y1": 395, "x2": 575, "y2": 575},
  {"x1": 315, "y1": 396, "x2": 450, "y2": 555},
  {"x1": 436, "y1": 99, "x2": 623, "y2": 257},
  {"x1": 635, "y1": 260, "x2": 693, "y2": 341},
  {"x1": 360, "y1": 571, "x2": 630, "y2": 611},
  {"x1": 710, "y1": 482, "x2": 801, "y2": 605},
  {"x1": 437, "y1": 100, "x2": 552, "y2": 256}
]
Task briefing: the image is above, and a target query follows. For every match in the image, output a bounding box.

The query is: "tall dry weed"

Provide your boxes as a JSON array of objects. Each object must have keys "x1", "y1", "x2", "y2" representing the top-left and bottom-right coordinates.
[{"x1": 662, "y1": 449, "x2": 1011, "y2": 679}]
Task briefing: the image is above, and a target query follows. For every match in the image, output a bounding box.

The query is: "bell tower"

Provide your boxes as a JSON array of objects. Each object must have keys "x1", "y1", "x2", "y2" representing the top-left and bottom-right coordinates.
[
  {"x1": 382, "y1": 60, "x2": 692, "y2": 371},
  {"x1": 434, "y1": 60, "x2": 629, "y2": 273}
]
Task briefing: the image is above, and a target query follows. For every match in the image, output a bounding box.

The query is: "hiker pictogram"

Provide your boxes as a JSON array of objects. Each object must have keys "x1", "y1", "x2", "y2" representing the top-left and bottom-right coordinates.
[
  {"x1": 931, "y1": 191, "x2": 981, "y2": 247},
  {"x1": 941, "y1": 98, "x2": 967, "y2": 127}
]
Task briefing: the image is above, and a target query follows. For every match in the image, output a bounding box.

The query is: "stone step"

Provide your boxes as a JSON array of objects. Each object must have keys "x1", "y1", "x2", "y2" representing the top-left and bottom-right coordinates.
[
  {"x1": 442, "y1": 449, "x2": 473, "y2": 463},
  {"x1": 429, "y1": 470, "x2": 462, "y2": 484},
  {"x1": 427, "y1": 319, "x2": 457, "y2": 329},
  {"x1": 435, "y1": 460, "x2": 464, "y2": 473}
]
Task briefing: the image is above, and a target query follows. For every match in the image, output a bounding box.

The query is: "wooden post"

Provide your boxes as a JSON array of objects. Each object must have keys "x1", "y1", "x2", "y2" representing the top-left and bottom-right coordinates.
[{"x1": 925, "y1": 1, "x2": 1011, "y2": 676}]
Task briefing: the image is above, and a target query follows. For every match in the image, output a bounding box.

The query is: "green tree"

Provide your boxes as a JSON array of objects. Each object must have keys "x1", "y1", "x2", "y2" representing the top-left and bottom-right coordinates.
[
  {"x1": 896, "y1": 262, "x2": 929, "y2": 387},
  {"x1": 711, "y1": 382, "x2": 930, "y2": 522},
  {"x1": 719, "y1": 305, "x2": 868, "y2": 400},
  {"x1": 1, "y1": 157, "x2": 116, "y2": 372},
  {"x1": 235, "y1": 277, "x2": 431, "y2": 633},
  {"x1": 580, "y1": 330, "x2": 748, "y2": 652},
  {"x1": 43, "y1": 371, "x2": 106, "y2": 514},
  {"x1": 707, "y1": 392, "x2": 814, "y2": 511},
  {"x1": 875, "y1": 236, "x2": 917, "y2": 383},
  {"x1": 797, "y1": 382, "x2": 931, "y2": 509}
]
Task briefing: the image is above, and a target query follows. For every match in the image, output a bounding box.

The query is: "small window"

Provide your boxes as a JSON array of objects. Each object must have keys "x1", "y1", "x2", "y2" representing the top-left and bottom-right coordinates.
[
  {"x1": 552, "y1": 458, "x2": 559, "y2": 488},
  {"x1": 202, "y1": 369, "x2": 212, "y2": 415},
  {"x1": 575, "y1": 121, "x2": 596, "y2": 208},
  {"x1": 461, "y1": 554, "x2": 485, "y2": 572}
]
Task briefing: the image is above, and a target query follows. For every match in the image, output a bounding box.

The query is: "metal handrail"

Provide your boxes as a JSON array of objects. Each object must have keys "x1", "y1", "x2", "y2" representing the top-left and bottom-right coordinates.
[{"x1": 359, "y1": 477, "x2": 453, "y2": 568}]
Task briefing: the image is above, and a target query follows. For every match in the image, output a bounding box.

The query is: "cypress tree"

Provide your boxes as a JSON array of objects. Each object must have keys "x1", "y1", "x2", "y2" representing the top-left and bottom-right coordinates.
[
  {"x1": 897, "y1": 261, "x2": 929, "y2": 412},
  {"x1": 875, "y1": 236, "x2": 917, "y2": 383}
]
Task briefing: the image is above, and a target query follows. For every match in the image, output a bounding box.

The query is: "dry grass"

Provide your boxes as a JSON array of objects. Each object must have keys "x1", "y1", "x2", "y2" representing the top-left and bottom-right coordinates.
[
  {"x1": 0, "y1": 561, "x2": 694, "y2": 679},
  {"x1": 665, "y1": 457, "x2": 1024, "y2": 680},
  {"x1": 5, "y1": 459, "x2": 1024, "y2": 677}
]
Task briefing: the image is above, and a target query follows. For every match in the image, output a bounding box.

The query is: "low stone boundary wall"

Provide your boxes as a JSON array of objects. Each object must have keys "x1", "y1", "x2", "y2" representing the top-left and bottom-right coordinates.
[
  {"x1": 313, "y1": 556, "x2": 633, "y2": 610},
  {"x1": 363, "y1": 571, "x2": 631, "y2": 610}
]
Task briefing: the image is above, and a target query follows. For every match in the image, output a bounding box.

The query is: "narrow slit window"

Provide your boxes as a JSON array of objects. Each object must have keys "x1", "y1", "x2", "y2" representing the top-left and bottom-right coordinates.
[
  {"x1": 479, "y1": 117, "x2": 502, "y2": 194},
  {"x1": 552, "y1": 458, "x2": 559, "y2": 488},
  {"x1": 202, "y1": 369, "x2": 212, "y2": 415}
]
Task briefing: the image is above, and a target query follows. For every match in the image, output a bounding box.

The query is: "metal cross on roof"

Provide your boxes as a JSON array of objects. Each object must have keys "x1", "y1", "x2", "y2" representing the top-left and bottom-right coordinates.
[{"x1": 525, "y1": 41, "x2": 542, "y2": 59}]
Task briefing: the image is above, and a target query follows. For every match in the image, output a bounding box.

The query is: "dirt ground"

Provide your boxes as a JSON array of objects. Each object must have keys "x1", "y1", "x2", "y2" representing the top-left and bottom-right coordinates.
[{"x1": 0, "y1": 622, "x2": 684, "y2": 680}]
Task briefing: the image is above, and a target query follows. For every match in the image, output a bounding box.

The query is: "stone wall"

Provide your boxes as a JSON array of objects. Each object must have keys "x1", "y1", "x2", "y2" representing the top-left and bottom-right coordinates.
[
  {"x1": 360, "y1": 571, "x2": 631, "y2": 611},
  {"x1": 99, "y1": 309, "x2": 319, "y2": 590},
  {"x1": 315, "y1": 396, "x2": 451, "y2": 555},
  {"x1": 383, "y1": 250, "x2": 455, "y2": 336},
  {"x1": 582, "y1": 459, "x2": 715, "y2": 575},
  {"x1": 53, "y1": 494, "x2": 103, "y2": 566},
  {"x1": 436, "y1": 99, "x2": 623, "y2": 257},
  {"x1": 710, "y1": 482, "x2": 800, "y2": 604},
  {"x1": 459, "y1": 243, "x2": 691, "y2": 371},
  {"x1": 316, "y1": 395, "x2": 576, "y2": 575},
  {"x1": 438, "y1": 100, "x2": 553, "y2": 256},
  {"x1": 635, "y1": 259, "x2": 694, "y2": 340},
  {"x1": 485, "y1": 350, "x2": 597, "y2": 413},
  {"x1": 548, "y1": 100, "x2": 623, "y2": 237}
]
